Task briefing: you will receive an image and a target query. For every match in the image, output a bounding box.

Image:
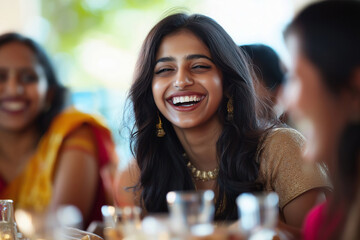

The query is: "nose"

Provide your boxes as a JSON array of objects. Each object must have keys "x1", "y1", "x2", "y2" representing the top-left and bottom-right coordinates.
[
  {"x1": 4, "y1": 73, "x2": 24, "y2": 96},
  {"x1": 173, "y1": 69, "x2": 193, "y2": 89}
]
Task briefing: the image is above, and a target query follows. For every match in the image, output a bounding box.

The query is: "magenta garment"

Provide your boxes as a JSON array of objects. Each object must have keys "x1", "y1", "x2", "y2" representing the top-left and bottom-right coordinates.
[{"x1": 302, "y1": 201, "x2": 342, "y2": 240}]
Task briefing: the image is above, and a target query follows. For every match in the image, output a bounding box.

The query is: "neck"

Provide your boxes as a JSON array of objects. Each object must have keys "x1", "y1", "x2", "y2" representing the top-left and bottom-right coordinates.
[{"x1": 173, "y1": 115, "x2": 222, "y2": 171}]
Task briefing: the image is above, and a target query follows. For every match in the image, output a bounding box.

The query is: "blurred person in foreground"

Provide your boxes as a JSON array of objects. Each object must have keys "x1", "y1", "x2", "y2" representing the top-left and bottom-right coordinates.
[
  {"x1": 283, "y1": 1, "x2": 360, "y2": 239},
  {"x1": 240, "y1": 44, "x2": 291, "y2": 125},
  {"x1": 115, "y1": 12, "x2": 332, "y2": 237},
  {"x1": 0, "y1": 32, "x2": 118, "y2": 229}
]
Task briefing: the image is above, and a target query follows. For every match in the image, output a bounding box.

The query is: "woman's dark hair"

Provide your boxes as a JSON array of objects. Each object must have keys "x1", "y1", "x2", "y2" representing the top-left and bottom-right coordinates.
[
  {"x1": 284, "y1": 1, "x2": 360, "y2": 238},
  {"x1": 0, "y1": 32, "x2": 68, "y2": 135},
  {"x1": 128, "y1": 13, "x2": 277, "y2": 220}
]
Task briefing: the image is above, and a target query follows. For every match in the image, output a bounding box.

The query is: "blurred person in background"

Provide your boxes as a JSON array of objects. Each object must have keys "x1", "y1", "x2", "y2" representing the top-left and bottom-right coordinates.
[
  {"x1": 0, "y1": 32, "x2": 118, "y2": 229},
  {"x1": 115, "y1": 12, "x2": 332, "y2": 236},
  {"x1": 240, "y1": 44, "x2": 291, "y2": 125},
  {"x1": 284, "y1": 1, "x2": 360, "y2": 239}
]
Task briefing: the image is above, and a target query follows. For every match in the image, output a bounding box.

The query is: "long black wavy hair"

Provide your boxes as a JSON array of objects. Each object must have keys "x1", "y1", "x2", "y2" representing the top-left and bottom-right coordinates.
[
  {"x1": 0, "y1": 32, "x2": 68, "y2": 136},
  {"x1": 284, "y1": 1, "x2": 360, "y2": 238},
  {"x1": 128, "y1": 13, "x2": 277, "y2": 220}
]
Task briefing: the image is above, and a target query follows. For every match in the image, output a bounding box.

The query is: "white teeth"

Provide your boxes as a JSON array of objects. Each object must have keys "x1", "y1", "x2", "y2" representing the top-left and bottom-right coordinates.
[
  {"x1": 172, "y1": 95, "x2": 201, "y2": 105},
  {"x1": 1, "y1": 102, "x2": 26, "y2": 111}
]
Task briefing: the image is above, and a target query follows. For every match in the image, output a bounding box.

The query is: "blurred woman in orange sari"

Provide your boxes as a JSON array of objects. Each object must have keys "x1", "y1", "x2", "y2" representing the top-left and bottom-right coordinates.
[{"x1": 0, "y1": 33, "x2": 118, "y2": 228}]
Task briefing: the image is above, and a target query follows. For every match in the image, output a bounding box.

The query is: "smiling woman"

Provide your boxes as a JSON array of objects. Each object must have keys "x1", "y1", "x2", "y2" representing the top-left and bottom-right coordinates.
[
  {"x1": 115, "y1": 13, "x2": 331, "y2": 234},
  {"x1": 152, "y1": 30, "x2": 223, "y2": 130},
  {"x1": 0, "y1": 32, "x2": 119, "y2": 230}
]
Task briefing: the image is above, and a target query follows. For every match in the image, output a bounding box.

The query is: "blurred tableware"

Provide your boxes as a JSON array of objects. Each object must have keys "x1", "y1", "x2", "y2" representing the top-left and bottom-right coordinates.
[
  {"x1": 55, "y1": 205, "x2": 83, "y2": 230},
  {"x1": 0, "y1": 200, "x2": 14, "y2": 222},
  {"x1": 166, "y1": 190, "x2": 215, "y2": 237},
  {"x1": 15, "y1": 205, "x2": 83, "y2": 240},
  {"x1": 59, "y1": 227, "x2": 103, "y2": 240},
  {"x1": 101, "y1": 206, "x2": 116, "y2": 229},
  {"x1": 87, "y1": 221, "x2": 106, "y2": 239},
  {"x1": 141, "y1": 214, "x2": 171, "y2": 240},
  {"x1": 236, "y1": 192, "x2": 279, "y2": 239},
  {"x1": 101, "y1": 205, "x2": 141, "y2": 240},
  {"x1": 0, "y1": 199, "x2": 18, "y2": 240}
]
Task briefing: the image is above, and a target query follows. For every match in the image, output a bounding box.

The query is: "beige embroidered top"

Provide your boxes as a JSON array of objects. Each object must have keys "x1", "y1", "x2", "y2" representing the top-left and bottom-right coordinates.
[{"x1": 256, "y1": 128, "x2": 332, "y2": 210}]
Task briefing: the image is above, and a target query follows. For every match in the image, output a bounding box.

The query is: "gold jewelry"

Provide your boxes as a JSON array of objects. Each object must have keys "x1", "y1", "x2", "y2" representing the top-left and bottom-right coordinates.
[
  {"x1": 156, "y1": 113, "x2": 166, "y2": 137},
  {"x1": 184, "y1": 153, "x2": 219, "y2": 181},
  {"x1": 227, "y1": 97, "x2": 234, "y2": 121}
]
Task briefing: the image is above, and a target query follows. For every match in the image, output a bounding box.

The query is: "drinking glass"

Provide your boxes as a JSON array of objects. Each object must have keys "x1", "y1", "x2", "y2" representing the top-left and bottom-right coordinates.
[
  {"x1": 236, "y1": 192, "x2": 279, "y2": 239},
  {"x1": 15, "y1": 205, "x2": 83, "y2": 240},
  {"x1": 166, "y1": 190, "x2": 215, "y2": 237},
  {"x1": 0, "y1": 199, "x2": 17, "y2": 240},
  {"x1": 141, "y1": 214, "x2": 171, "y2": 240},
  {"x1": 102, "y1": 205, "x2": 142, "y2": 240}
]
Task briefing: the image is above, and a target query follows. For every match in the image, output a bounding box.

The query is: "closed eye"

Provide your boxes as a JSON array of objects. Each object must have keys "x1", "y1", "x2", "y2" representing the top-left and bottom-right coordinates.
[
  {"x1": 20, "y1": 72, "x2": 38, "y2": 83},
  {"x1": 0, "y1": 70, "x2": 7, "y2": 83},
  {"x1": 192, "y1": 65, "x2": 211, "y2": 69},
  {"x1": 192, "y1": 65, "x2": 211, "y2": 73},
  {"x1": 155, "y1": 68, "x2": 174, "y2": 75}
]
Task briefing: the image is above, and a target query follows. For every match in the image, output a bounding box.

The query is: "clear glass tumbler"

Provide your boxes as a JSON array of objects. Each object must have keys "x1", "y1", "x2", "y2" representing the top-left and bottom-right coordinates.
[
  {"x1": 0, "y1": 199, "x2": 17, "y2": 240},
  {"x1": 102, "y1": 205, "x2": 142, "y2": 240},
  {"x1": 166, "y1": 190, "x2": 215, "y2": 237},
  {"x1": 236, "y1": 192, "x2": 279, "y2": 239}
]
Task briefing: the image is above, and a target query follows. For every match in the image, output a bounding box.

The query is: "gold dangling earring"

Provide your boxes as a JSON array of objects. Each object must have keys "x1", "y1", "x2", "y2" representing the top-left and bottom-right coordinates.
[
  {"x1": 156, "y1": 113, "x2": 166, "y2": 137},
  {"x1": 227, "y1": 97, "x2": 234, "y2": 121}
]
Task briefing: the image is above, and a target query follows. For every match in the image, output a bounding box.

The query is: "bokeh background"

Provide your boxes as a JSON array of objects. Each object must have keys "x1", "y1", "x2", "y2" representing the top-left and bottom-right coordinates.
[{"x1": 0, "y1": 0, "x2": 316, "y2": 168}]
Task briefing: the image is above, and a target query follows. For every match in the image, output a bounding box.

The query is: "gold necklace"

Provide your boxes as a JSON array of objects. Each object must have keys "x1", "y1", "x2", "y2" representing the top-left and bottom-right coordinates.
[{"x1": 184, "y1": 153, "x2": 219, "y2": 181}]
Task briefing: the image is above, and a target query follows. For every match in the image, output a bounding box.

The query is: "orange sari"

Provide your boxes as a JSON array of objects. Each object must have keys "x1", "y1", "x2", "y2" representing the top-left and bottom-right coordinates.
[{"x1": 0, "y1": 107, "x2": 118, "y2": 225}]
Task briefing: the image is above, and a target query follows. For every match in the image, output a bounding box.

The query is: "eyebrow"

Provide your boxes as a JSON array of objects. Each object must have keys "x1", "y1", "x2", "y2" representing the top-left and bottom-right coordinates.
[
  {"x1": 155, "y1": 54, "x2": 214, "y2": 64},
  {"x1": 186, "y1": 54, "x2": 213, "y2": 62},
  {"x1": 155, "y1": 56, "x2": 175, "y2": 64}
]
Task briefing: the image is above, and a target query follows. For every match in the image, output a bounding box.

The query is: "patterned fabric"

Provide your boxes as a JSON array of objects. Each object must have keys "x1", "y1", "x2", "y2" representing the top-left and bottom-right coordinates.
[
  {"x1": 0, "y1": 107, "x2": 118, "y2": 226},
  {"x1": 256, "y1": 128, "x2": 332, "y2": 210}
]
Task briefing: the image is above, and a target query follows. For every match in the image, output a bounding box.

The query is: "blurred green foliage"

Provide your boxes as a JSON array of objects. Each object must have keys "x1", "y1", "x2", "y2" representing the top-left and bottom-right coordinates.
[
  {"x1": 40, "y1": 0, "x2": 202, "y2": 90},
  {"x1": 41, "y1": 0, "x2": 201, "y2": 53},
  {"x1": 41, "y1": 0, "x2": 166, "y2": 52}
]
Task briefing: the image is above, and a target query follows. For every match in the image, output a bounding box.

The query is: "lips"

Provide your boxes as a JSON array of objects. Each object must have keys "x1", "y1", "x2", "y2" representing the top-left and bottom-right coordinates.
[
  {"x1": 166, "y1": 93, "x2": 205, "y2": 111},
  {"x1": 0, "y1": 99, "x2": 28, "y2": 113}
]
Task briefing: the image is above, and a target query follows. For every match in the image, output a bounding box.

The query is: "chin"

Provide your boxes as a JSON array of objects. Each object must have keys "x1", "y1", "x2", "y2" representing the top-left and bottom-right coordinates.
[{"x1": 172, "y1": 122, "x2": 197, "y2": 130}]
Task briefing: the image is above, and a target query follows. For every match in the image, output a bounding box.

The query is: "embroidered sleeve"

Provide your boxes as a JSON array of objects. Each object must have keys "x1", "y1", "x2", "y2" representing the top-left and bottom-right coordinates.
[{"x1": 257, "y1": 128, "x2": 332, "y2": 210}]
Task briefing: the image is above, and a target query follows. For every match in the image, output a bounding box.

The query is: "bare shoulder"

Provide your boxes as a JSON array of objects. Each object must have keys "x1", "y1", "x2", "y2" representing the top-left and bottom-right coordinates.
[
  {"x1": 51, "y1": 124, "x2": 99, "y2": 221},
  {"x1": 118, "y1": 160, "x2": 140, "y2": 186},
  {"x1": 114, "y1": 159, "x2": 141, "y2": 207}
]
